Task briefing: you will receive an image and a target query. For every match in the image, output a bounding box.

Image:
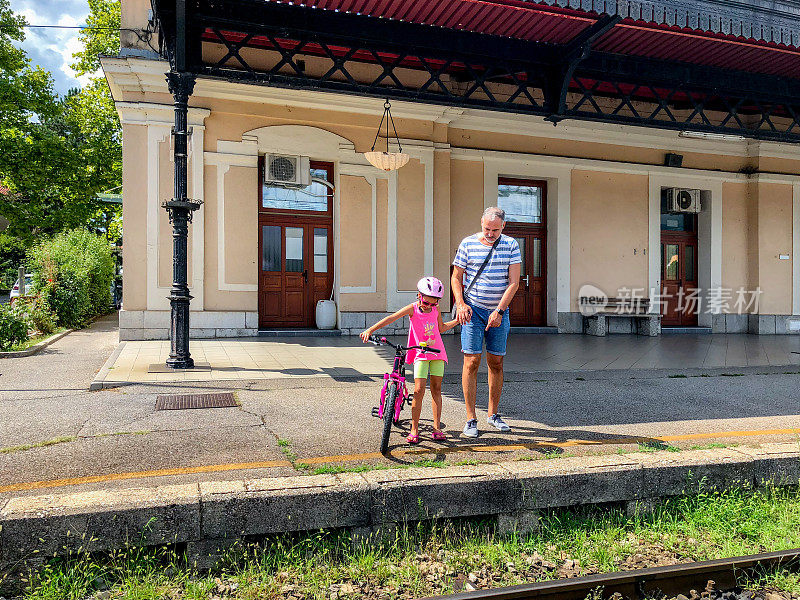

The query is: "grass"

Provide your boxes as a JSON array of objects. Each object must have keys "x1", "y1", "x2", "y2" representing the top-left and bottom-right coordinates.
[
  {"x1": 0, "y1": 436, "x2": 77, "y2": 454},
  {"x1": 3, "y1": 328, "x2": 66, "y2": 353},
  {"x1": 11, "y1": 483, "x2": 800, "y2": 599},
  {"x1": 616, "y1": 442, "x2": 681, "y2": 455},
  {"x1": 0, "y1": 431, "x2": 151, "y2": 455}
]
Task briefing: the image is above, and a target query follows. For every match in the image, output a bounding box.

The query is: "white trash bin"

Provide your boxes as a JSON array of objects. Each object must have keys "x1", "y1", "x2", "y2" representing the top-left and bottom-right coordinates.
[{"x1": 315, "y1": 299, "x2": 337, "y2": 329}]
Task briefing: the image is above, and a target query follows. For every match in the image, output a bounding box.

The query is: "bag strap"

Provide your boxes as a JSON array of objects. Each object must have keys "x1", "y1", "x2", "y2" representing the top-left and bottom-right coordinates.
[{"x1": 463, "y1": 236, "x2": 501, "y2": 298}]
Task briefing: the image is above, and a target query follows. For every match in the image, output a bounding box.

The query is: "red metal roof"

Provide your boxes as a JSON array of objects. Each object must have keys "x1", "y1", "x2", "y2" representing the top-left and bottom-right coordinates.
[{"x1": 264, "y1": 0, "x2": 800, "y2": 79}]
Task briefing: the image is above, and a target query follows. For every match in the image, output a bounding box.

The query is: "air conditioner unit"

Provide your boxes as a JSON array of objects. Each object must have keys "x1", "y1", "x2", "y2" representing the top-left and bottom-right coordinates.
[
  {"x1": 666, "y1": 187, "x2": 701, "y2": 213},
  {"x1": 264, "y1": 154, "x2": 311, "y2": 189}
]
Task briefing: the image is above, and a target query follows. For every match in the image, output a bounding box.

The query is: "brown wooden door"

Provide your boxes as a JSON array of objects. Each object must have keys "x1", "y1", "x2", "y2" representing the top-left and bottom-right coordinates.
[
  {"x1": 661, "y1": 234, "x2": 699, "y2": 327},
  {"x1": 258, "y1": 160, "x2": 334, "y2": 329},
  {"x1": 499, "y1": 177, "x2": 547, "y2": 327},
  {"x1": 258, "y1": 219, "x2": 333, "y2": 328},
  {"x1": 505, "y1": 227, "x2": 546, "y2": 326}
]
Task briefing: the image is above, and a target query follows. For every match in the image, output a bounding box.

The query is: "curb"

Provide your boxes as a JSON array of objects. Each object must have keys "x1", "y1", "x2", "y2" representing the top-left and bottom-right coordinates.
[
  {"x1": 89, "y1": 341, "x2": 127, "y2": 391},
  {"x1": 1, "y1": 443, "x2": 799, "y2": 567},
  {"x1": 0, "y1": 329, "x2": 74, "y2": 359}
]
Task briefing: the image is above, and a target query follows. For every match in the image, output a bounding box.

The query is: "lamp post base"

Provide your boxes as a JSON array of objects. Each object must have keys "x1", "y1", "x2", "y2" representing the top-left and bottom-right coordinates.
[{"x1": 166, "y1": 356, "x2": 195, "y2": 369}]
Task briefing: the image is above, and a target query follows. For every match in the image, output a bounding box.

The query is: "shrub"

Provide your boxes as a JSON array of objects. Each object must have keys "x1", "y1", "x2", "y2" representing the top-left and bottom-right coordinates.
[
  {"x1": 15, "y1": 294, "x2": 57, "y2": 335},
  {"x1": 39, "y1": 272, "x2": 90, "y2": 329},
  {"x1": 0, "y1": 303, "x2": 29, "y2": 351},
  {"x1": 28, "y1": 229, "x2": 115, "y2": 327}
]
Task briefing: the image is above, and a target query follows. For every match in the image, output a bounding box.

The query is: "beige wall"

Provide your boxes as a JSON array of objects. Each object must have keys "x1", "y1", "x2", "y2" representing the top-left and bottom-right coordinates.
[
  {"x1": 721, "y1": 182, "x2": 750, "y2": 296},
  {"x1": 121, "y1": 0, "x2": 150, "y2": 50},
  {"x1": 396, "y1": 159, "x2": 426, "y2": 292},
  {"x1": 449, "y1": 160, "x2": 484, "y2": 259},
  {"x1": 121, "y1": 123, "x2": 147, "y2": 311},
  {"x1": 755, "y1": 182, "x2": 793, "y2": 314},
  {"x1": 203, "y1": 164, "x2": 258, "y2": 312},
  {"x1": 339, "y1": 179, "x2": 388, "y2": 311},
  {"x1": 339, "y1": 175, "x2": 373, "y2": 288},
  {"x1": 432, "y1": 150, "x2": 452, "y2": 308},
  {"x1": 570, "y1": 170, "x2": 649, "y2": 311}
]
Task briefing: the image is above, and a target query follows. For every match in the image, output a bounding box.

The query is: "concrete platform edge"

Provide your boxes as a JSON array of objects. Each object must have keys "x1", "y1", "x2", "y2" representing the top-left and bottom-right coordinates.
[
  {"x1": 1, "y1": 444, "x2": 799, "y2": 567},
  {"x1": 89, "y1": 341, "x2": 127, "y2": 390}
]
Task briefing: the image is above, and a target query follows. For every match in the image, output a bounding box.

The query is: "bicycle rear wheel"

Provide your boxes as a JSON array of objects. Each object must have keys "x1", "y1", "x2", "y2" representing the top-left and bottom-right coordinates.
[{"x1": 380, "y1": 381, "x2": 397, "y2": 455}]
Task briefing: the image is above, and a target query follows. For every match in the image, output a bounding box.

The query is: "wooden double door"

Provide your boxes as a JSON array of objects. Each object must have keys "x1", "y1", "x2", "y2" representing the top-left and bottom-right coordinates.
[
  {"x1": 505, "y1": 226, "x2": 547, "y2": 327},
  {"x1": 660, "y1": 233, "x2": 699, "y2": 327},
  {"x1": 258, "y1": 217, "x2": 333, "y2": 328}
]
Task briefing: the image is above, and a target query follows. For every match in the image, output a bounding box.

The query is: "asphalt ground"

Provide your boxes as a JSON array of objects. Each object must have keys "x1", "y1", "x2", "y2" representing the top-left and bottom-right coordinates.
[{"x1": 1, "y1": 313, "x2": 799, "y2": 500}]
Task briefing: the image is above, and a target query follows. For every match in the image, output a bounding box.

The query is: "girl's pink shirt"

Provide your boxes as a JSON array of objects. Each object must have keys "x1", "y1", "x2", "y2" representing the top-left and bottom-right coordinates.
[{"x1": 406, "y1": 302, "x2": 448, "y2": 364}]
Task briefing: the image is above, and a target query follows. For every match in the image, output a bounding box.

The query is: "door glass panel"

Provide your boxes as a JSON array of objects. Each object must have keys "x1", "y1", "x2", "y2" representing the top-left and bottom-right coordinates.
[
  {"x1": 285, "y1": 227, "x2": 304, "y2": 272},
  {"x1": 513, "y1": 237, "x2": 525, "y2": 276},
  {"x1": 262, "y1": 225, "x2": 280, "y2": 271},
  {"x1": 532, "y1": 238, "x2": 542, "y2": 277},
  {"x1": 664, "y1": 243, "x2": 679, "y2": 280},
  {"x1": 263, "y1": 167, "x2": 331, "y2": 212},
  {"x1": 497, "y1": 183, "x2": 542, "y2": 224},
  {"x1": 314, "y1": 228, "x2": 328, "y2": 273},
  {"x1": 685, "y1": 245, "x2": 695, "y2": 282}
]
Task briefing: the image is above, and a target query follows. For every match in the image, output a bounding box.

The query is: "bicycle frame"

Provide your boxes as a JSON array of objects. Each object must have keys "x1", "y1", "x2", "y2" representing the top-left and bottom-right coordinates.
[{"x1": 378, "y1": 346, "x2": 409, "y2": 421}]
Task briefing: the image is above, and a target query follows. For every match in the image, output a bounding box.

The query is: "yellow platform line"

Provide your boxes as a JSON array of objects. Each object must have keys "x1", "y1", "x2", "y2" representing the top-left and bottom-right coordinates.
[
  {"x1": 0, "y1": 460, "x2": 291, "y2": 494},
  {"x1": 1, "y1": 427, "x2": 797, "y2": 495}
]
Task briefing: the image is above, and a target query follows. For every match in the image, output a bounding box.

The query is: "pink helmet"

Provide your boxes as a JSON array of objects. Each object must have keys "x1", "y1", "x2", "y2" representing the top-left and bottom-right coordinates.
[{"x1": 417, "y1": 276, "x2": 444, "y2": 298}]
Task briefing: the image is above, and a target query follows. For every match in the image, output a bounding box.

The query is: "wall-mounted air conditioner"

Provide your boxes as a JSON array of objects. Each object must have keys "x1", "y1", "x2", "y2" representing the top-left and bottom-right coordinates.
[
  {"x1": 666, "y1": 187, "x2": 701, "y2": 213},
  {"x1": 264, "y1": 154, "x2": 311, "y2": 189}
]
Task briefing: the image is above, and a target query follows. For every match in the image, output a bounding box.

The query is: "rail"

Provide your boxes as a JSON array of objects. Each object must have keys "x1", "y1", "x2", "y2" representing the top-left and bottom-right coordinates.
[{"x1": 423, "y1": 548, "x2": 800, "y2": 600}]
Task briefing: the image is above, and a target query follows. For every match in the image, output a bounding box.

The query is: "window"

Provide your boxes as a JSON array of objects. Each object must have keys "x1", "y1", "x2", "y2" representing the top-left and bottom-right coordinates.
[
  {"x1": 262, "y1": 164, "x2": 333, "y2": 213},
  {"x1": 262, "y1": 225, "x2": 280, "y2": 271},
  {"x1": 497, "y1": 179, "x2": 544, "y2": 224}
]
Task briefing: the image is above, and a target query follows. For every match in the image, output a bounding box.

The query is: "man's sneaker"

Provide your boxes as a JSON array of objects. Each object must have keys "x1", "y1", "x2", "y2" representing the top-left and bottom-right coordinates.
[
  {"x1": 487, "y1": 413, "x2": 511, "y2": 432},
  {"x1": 462, "y1": 419, "x2": 479, "y2": 438}
]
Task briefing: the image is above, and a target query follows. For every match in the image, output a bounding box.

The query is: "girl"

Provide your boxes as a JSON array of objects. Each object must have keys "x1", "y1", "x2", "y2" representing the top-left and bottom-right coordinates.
[{"x1": 360, "y1": 277, "x2": 458, "y2": 444}]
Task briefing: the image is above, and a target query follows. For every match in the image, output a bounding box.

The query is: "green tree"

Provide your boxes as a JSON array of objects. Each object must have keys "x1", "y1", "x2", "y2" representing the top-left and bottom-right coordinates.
[
  {"x1": 72, "y1": 0, "x2": 121, "y2": 76},
  {"x1": 72, "y1": 0, "x2": 122, "y2": 245},
  {"x1": 0, "y1": 0, "x2": 60, "y2": 272},
  {"x1": 0, "y1": 0, "x2": 123, "y2": 273}
]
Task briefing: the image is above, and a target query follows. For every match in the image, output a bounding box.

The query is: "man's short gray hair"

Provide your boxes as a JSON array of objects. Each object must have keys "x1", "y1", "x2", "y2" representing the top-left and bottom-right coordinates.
[{"x1": 482, "y1": 206, "x2": 506, "y2": 222}]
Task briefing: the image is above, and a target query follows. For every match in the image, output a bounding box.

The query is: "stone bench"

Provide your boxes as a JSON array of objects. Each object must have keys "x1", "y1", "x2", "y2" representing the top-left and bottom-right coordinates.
[{"x1": 583, "y1": 298, "x2": 660, "y2": 336}]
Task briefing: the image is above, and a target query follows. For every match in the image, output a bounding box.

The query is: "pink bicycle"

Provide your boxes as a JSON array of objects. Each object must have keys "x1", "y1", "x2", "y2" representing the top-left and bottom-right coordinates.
[{"x1": 369, "y1": 335, "x2": 439, "y2": 455}]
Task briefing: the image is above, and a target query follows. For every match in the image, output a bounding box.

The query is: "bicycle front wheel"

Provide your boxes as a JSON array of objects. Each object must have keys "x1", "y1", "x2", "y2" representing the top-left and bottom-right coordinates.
[{"x1": 380, "y1": 381, "x2": 398, "y2": 455}]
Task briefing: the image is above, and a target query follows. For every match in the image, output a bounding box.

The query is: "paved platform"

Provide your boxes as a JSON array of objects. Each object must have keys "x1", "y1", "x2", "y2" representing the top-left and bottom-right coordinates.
[
  {"x1": 3, "y1": 314, "x2": 800, "y2": 503},
  {"x1": 93, "y1": 333, "x2": 800, "y2": 388}
]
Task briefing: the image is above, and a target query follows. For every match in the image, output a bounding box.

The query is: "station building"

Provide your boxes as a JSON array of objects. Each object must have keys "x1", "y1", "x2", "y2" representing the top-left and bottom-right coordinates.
[{"x1": 104, "y1": 0, "x2": 800, "y2": 340}]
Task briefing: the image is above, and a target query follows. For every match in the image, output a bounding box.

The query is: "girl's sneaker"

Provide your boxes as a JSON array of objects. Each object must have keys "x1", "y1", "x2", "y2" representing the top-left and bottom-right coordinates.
[{"x1": 487, "y1": 413, "x2": 511, "y2": 432}]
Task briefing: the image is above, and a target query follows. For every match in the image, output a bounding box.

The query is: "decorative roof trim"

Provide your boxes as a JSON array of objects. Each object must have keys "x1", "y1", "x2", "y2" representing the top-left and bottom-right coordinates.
[{"x1": 535, "y1": 0, "x2": 800, "y2": 46}]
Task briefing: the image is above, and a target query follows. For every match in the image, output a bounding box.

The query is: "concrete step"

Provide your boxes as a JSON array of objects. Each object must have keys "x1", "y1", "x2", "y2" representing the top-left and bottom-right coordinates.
[
  {"x1": 661, "y1": 326, "x2": 712, "y2": 335},
  {"x1": 510, "y1": 326, "x2": 559, "y2": 334},
  {"x1": 257, "y1": 328, "x2": 342, "y2": 337}
]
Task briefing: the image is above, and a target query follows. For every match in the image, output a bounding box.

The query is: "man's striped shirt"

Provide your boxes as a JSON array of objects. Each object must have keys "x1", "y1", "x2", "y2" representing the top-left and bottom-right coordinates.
[{"x1": 453, "y1": 234, "x2": 521, "y2": 310}]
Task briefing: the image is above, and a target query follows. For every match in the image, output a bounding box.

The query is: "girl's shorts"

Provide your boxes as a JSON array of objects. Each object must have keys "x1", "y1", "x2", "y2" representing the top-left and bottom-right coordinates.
[{"x1": 413, "y1": 359, "x2": 446, "y2": 379}]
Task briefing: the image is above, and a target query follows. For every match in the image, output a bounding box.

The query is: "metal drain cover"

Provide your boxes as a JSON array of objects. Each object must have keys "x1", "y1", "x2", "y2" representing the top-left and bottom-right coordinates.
[{"x1": 155, "y1": 392, "x2": 237, "y2": 411}]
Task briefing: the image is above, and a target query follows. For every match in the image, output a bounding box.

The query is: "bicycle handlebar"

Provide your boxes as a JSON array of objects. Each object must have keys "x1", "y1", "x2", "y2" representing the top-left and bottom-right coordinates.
[{"x1": 368, "y1": 335, "x2": 440, "y2": 353}]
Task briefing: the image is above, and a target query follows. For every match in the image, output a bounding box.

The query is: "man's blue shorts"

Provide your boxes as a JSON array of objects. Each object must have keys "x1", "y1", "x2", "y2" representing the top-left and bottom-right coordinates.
[{"x1": 461, "y1": 303, "x2": 511, "y2": 356}]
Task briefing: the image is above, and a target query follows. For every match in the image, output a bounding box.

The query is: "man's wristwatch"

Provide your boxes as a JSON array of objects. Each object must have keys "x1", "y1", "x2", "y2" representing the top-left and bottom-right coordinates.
[{"x1": 496, "y1": 308, "x2": 505, "y2": 315}]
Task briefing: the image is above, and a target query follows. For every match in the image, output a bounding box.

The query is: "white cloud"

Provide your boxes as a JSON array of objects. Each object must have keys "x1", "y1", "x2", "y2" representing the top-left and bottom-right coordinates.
[{"x1": 10, "y1": 0, "x2": 90, "y2": 95}]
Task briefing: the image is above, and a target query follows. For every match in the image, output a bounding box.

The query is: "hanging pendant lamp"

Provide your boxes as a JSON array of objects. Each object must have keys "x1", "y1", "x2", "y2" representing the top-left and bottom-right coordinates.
[{"x1": 364, "y1": 99, "x2": 410, "y2": 171}]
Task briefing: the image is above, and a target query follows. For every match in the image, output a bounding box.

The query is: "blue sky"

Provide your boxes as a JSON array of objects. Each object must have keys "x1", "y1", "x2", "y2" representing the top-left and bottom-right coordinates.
[{"x1": 11, "y1": 0, "x2": 92, "y2": 96}]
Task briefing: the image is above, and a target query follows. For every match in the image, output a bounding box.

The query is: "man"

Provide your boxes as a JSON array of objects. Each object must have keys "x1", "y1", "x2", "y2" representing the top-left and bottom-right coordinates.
[{"x1": 451, "y1": 206, "x2": 521, "y2": 438}]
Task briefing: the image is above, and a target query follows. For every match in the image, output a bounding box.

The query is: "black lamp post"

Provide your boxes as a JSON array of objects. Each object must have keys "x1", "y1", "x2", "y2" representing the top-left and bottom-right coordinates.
[{"x1": 163, "y1": 71, "x2": 201, "y2": 369}]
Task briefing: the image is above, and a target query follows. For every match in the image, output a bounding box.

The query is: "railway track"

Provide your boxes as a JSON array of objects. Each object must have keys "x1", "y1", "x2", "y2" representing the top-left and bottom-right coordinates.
[{"x1": 425, "y1": 549, "x2": 800, "y2": 600}]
